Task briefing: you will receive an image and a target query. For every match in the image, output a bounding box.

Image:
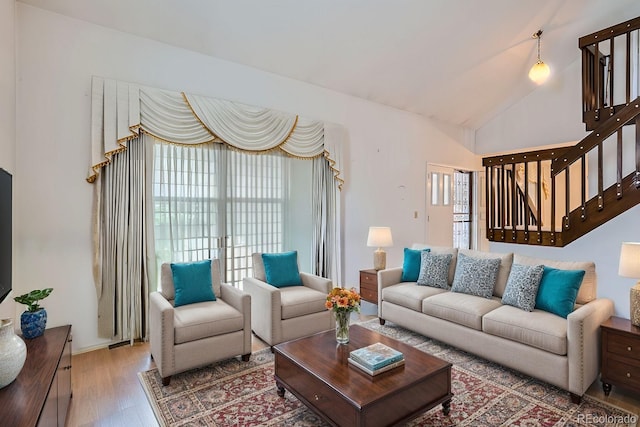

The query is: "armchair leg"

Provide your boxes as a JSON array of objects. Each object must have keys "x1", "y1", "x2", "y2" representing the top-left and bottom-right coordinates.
[
  {"x1": 162, "y1": 376, "x2": 171, "y2": 386},
  {"x1": 570, "y1": 393, "x2": 581, "y2": 404},
  {"x1": 241, "y1": 353, "x2": 251, "y2": 362},
  {"x1": 379, "y1": 318, "x2": 386, "y2": 325}
]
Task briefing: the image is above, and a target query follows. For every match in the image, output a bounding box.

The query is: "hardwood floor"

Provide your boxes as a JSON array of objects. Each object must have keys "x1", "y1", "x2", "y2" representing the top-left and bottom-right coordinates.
[
  {"x1": 66, "y1": 313, "x2": 639, "y2": 426},
  {"x1": 67, "y1": 336, "x2": 271, "y2": 426}
]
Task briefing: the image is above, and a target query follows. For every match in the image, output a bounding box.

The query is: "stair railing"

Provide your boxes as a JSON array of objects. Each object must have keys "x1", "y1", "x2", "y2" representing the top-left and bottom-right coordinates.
[
  {"x1": 483, "y1": 148, "x2": 561, "y2": 245},
  {"x1": 581, "y1": 16, "x2": 640, "y2": 131}
]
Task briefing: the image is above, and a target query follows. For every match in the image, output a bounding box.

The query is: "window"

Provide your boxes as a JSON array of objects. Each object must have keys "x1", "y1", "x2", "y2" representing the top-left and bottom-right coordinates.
[{"x1": 152, "y1": 142, "x2": 288, "y2": 287}]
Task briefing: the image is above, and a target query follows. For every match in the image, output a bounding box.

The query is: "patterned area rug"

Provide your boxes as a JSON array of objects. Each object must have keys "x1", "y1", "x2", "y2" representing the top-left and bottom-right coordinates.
[{"x1": 138, "y1": 320, "x2": 638, "y2": 426}]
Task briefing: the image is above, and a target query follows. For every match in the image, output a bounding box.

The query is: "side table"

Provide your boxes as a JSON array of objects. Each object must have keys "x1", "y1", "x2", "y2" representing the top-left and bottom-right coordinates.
[
  {"x1": 359, "y1": 269, "x2": 378, "y2": 304},
  {"x1": 600, "y1": 316, "x2": 640, "y2": 396}
]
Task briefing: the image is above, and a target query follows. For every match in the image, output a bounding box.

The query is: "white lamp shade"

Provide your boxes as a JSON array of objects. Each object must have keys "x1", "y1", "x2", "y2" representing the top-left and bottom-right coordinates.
[
  {"x1": 619, "y1": 242, "x2": 640, "y2": 278},
  {"x1": 367, "y1": 227, "x2": 393, "y2": 248},
  {"x1": 529, "y1": 61, "x2": 550, "y2": 85}
]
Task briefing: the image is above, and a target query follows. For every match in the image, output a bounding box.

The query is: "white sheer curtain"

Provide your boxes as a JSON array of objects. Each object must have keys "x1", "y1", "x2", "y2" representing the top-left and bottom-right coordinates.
[
  {"x1": 95, "y1": 136, "x2": 154, "y2": 341},
  {"x1": 152, "y1": 141, "x2": 290, "y2": 287}
]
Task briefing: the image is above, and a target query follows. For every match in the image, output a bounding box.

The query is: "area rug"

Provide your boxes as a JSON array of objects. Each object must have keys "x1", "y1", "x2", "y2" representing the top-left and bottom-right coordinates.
[{"x1": 138, "y1": 320, "x2": 638, "y2": 426}]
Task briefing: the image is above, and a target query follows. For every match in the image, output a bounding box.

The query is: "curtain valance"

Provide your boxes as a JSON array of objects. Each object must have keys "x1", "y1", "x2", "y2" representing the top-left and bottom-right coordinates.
[{"x1": 88, "y1": 76, "x2": 343, "y2": 188}]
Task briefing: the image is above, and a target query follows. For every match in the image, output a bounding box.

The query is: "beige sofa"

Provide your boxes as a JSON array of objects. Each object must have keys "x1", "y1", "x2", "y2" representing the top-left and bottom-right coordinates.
[{"x1": 377, "y1": 246, "x2": 614, "y2": 403}]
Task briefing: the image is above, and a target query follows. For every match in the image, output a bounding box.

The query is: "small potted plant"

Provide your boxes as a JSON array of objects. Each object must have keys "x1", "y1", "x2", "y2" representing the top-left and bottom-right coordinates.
[{"x1": 14, "y1": 288, "x2": 53, "y2": 339}]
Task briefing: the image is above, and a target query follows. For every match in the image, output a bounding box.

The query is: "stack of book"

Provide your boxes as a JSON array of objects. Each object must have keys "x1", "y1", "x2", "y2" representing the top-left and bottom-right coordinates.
[{"x1": 348, "y1": 342, "x2": 405, "y2": 376}]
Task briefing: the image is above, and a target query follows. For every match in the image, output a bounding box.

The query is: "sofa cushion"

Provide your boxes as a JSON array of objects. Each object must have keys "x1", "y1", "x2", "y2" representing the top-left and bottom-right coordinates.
[
  {"x1": 382, "y1": 283, "x2": 447, "y2": 312},
  {"x1": 417, "y1": 252, "x2": 452, "y2": 289},
  {"x1": 174, "y1": 299, "x2": 244, "y2": 344},
  {"x1": 280, "y1": 286, "x2": 328, "y2": 320},
  {"x1": 501, "y1": 263, "x2": 544, "y2": 312},
  {"x1": 483, "y1": 305, "x2": 568, "y2": 355},
  {"x1": 422, "y1": 292, "x2": 503, "y2": 330},
  {"x1": 535, "y1": 267, "x2": 585, "y2": 318},
  {"x1": 401, "y1": 248, "x2": 431, "y2": 282},
  {"x1": 458, "y1": 249, "x2": 513, "y2": 297},
  {"x1": 451, "y1": 253, "x2": 501, "y2": 298},
  {"x1": 411, "y1": 244, "x2": 458, "y2": 285},
  {"x1": 513, "y1": 254, "x2": 596, "y2": 304}
]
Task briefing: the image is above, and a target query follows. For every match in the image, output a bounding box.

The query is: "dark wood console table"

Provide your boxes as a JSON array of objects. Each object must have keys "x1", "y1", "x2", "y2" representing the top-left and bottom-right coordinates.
[{"x1": 0, "y1": 325, "x2": 72, "y2": 427}]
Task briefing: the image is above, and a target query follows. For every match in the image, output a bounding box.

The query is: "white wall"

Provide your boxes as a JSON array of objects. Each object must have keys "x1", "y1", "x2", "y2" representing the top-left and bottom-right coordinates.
[
  {"x1": 477, "y1": 50, "x2": 640, "y2": 319},
  {"x1": 16, "y1": 4, "x2": 479, "y2": 351},
  {"x1": 0, "y1": 0, "x2": 16, "y2": 322}
]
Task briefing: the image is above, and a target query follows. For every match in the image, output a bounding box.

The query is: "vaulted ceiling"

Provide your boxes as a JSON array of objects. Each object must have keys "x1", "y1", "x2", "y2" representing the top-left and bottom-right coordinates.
[{"x1": 19, "y1": 0, "x2": 640, "y2": 130}]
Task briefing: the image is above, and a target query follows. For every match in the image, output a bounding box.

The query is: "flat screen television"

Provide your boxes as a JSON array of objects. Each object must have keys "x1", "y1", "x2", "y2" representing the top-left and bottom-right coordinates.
[{"x1": 0, "y1": 168, "x2": 11, "y2": 304}]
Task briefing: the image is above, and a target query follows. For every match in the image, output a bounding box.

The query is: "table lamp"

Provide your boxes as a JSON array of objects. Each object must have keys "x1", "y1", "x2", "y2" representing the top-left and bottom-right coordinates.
[
  {"x1": 367, "y1": 227, "x2": 393, "y2": 270},
  {"x1": 619, "y1": 242, "x2": 640, "y2": 327}
]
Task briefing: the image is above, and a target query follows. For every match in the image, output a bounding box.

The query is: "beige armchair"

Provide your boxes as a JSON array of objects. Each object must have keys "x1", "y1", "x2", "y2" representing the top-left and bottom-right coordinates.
[
  {"x1": 149, "y1": 259, "x2": 251, "y2": 385},
  {"x1": 243, "y1": 253, "x2": 335, "y2": 348}
]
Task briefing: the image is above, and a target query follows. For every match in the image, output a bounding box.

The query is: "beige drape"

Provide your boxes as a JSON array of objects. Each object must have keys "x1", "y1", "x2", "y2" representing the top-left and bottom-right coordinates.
[{"x1": 90, "y1": 76, "x2": 345, "y2": 338}]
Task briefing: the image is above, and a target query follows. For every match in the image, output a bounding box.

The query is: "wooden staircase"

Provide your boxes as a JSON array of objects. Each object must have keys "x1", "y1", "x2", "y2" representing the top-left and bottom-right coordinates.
[{"x1": 483, "y1": 17, "x2": 640, "y2": 247}]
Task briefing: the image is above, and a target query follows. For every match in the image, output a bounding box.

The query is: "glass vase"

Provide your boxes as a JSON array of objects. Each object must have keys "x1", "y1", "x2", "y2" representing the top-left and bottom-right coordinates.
[{"x1": 335, "y1": 311, "x2": 351, "y2": 344}]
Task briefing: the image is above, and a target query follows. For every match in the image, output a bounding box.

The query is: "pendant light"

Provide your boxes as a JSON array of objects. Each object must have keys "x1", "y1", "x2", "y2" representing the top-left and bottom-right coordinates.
[{"x1": 529, "y1": 29, "x2": 550, "y2": 85}]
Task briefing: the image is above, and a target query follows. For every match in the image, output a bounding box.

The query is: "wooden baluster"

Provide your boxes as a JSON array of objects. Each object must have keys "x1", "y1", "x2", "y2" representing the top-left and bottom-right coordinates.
[
  {"x1": 609, "y1": 36, "x2": 614, "y2": 108},
  {"x1": 598, "y1": 142, "x2": 604, "y2": 209},
  {"x1": 484, "y1": 166, "x2": 493, "y2": 240},
  {"x1": 511, "y1": 164, "x2": 517, "y2": 240},
  {"x1": 626, "y1": 32, "x2": 631, "y2": 105},
  {"x1": 595, "y1": 42, "x2": 601, "y2": 114},
  {"x1": 582, "y1": 47, "x2": 589, "y2": 114},
  {"x1": 617, "y1": 129, "x2": 623, "y2": 198},
  {"x1": 581, "y1": 155, "x2": 587, "y2": 220},
  {"x1": 564, "y1": 170, "x2": 570, "y2": 230},
  {"x1": 551, "y1": 173, "x2": 556, "y2": 245},
  {"x1": 635, "y1": 116, "x2": 640, "y2": 188},
  {"x1": 536, "y1": 160, "x2": 542, "y2": 243},
  {"x1": 524, "y1": 161, "x2": 529, "y2": 241},
  {"x1": 500, "y1": 164, "x2": 505, "y2": 239}
]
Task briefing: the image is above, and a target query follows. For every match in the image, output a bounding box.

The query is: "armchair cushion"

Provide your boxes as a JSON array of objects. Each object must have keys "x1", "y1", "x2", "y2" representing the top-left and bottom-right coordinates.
[
  {"x1": 262, "y1": 251, "x2": 303, "y2": 287},
  {"x1": 174, "y1": 299, "x2": 245, "y2": 344},
  {"x1": 170, "y1": 260, "x2": 216, "y2": 307},
  {"x1": 280, "y1": 286, "x2": 328, "y2": 320}
]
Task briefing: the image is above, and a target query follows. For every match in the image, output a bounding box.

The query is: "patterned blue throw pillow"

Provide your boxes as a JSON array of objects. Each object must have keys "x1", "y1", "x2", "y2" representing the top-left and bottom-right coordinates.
[
  {"x1": 417, "y1": 252, "x2": 452, "y2": 289},
  {"x1": 451, "y1": 253, "x2": 501, "y2": 298},
  {"x1": 501, "y1": 264, "x2": 544, "y2": 311}
]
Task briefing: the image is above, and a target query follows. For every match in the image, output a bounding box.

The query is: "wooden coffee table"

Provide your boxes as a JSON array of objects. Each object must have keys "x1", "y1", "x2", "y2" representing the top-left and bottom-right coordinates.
[{"x1": 274, "y1": 324, "x2": 452, "y2": 426}]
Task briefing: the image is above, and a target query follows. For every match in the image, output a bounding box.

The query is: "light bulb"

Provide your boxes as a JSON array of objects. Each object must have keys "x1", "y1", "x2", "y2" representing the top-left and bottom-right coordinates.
[{"x1": 529, "y1": 60, "x2": 550, "y2": 85}]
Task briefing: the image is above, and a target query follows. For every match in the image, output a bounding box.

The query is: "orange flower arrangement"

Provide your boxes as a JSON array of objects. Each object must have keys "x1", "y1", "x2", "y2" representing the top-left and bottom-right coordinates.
[{"x1": 325, "y1": 287, "x2": 361, "y2": 313}]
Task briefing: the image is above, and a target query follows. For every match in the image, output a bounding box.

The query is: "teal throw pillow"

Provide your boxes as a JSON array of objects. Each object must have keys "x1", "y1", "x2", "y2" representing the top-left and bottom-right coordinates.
[
  {"x1": 401, "y1": 248, "x2": 431, "y2": 282},
  {"x1": 170, "y1": 259, "x2": 216, "y2": 307},
  {"x1": 535, "y1": 266, "x2": 585, "y2": 318},
  {"x1": 262, "y1": 251, "x2": 302, "y2": 288}
]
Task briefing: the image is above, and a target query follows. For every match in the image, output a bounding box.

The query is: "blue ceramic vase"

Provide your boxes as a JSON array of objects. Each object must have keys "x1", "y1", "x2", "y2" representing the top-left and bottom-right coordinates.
[{"x1": 20, "y1": 309, "x2": 47, "y2": 339}]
